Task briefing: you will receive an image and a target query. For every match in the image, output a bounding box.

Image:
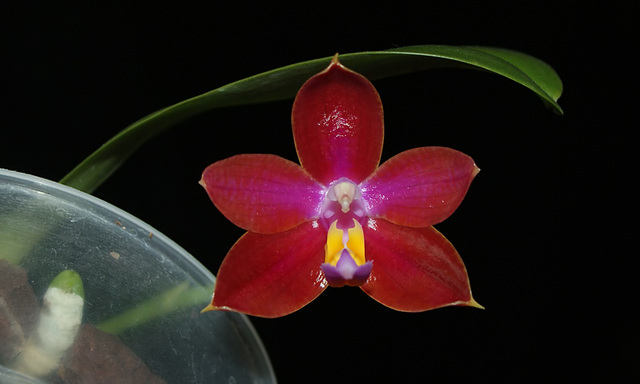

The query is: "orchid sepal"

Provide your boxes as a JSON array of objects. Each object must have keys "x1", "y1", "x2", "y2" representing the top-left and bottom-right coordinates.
[
  {"x1": 203, "y1": 221, "x2": 328, "y2": 318},
  {"x1": 361, "y1": 218, "x2": 482, "y2": 312},
  {"x1": 292, "y1": 54, "x2": 384, "y2": 185}
]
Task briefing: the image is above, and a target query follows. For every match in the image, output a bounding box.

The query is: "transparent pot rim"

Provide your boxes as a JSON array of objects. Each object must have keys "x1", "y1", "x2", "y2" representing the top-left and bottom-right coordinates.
[{"x1": 1, "y1": 168, "x2": 212, "y2": 282}]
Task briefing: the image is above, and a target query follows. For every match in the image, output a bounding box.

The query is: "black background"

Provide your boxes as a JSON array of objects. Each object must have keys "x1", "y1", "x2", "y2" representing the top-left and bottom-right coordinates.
[{"x1": 2, "y1": 2, "x2": 635, "y2": 382}]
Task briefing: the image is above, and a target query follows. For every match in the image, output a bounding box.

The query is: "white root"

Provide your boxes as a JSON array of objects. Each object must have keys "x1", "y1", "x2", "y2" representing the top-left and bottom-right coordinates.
[{"x1": 12, "y1": 272, "x2": 84, "y2": 378}]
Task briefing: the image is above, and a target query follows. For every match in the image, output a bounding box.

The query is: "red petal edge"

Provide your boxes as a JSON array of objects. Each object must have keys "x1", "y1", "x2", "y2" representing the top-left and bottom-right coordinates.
[
  {"x1": 292, "y1": 54, "x2": 384, "y2": 185},
  {"x1": 200, "y1": 154, "x2": 325, "y2": 234},
  {"x1": 203, "y1": 221, "x2": 327, "y2": 318},
  {"x1": 361, "y1": 218, "x2": 482, "y2": 312},
  {"x1": 360, "y1": 147, "x2": 480, "y2": 228}
]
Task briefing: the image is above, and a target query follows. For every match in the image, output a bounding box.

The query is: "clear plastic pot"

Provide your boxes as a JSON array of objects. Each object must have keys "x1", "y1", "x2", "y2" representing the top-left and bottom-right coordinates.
[{"x1": 0, "y1": 169, "x2": 276, "y2": 384}]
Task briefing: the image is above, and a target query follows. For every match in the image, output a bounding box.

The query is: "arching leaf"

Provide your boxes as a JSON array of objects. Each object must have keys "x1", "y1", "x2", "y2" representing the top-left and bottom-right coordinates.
[{"x1": 60, "y1": 45, "x2": 563, "y2": 193}]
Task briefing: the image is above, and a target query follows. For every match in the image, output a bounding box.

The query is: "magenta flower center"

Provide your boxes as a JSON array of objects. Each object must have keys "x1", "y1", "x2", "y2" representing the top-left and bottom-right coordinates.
[{"x1": 320, "y1": 177, "x2": 367, "y2": 231}]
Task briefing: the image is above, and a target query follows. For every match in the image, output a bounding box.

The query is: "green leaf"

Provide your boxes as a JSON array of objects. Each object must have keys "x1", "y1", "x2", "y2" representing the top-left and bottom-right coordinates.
[
  {"x1": 96, "y1": 281, "x2": 213, "y2": 335},
  {"x1": 59, "y1": 45, "x2": 563, "y2": 193}
]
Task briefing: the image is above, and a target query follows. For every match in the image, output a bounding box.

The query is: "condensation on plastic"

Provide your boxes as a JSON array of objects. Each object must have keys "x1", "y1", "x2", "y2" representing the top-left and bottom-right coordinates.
[{"x1": 0, "y1": 169, "x2": 276, "y2": 384}]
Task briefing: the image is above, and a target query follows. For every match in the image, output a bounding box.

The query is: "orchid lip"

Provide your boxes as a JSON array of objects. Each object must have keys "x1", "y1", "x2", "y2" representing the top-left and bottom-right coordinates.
[
  {"x1": 322, "y1": 251, "x2": 373, "y2": 287},
  {"x1": 321, "y1": 218, "x2": 371, "y2": 287}
]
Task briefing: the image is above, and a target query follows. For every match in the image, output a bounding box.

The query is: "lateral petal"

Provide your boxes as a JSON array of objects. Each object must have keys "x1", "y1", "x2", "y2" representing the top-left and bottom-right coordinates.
[
  {"x1": 292, "y1": 55, "x2": 384, "y2": 185},
  {"x1": 200, "y1": 154, "x2": 325, "y2": 234},
  {"x1": 203, "y1": 221, "x2": 327, "y2": 318},
  {"x1": 361, "y1": 218, "x2": 481, "y2": 312},
  {"x1": 360, "y1": 147, "x2": 479, "y2": 228}
]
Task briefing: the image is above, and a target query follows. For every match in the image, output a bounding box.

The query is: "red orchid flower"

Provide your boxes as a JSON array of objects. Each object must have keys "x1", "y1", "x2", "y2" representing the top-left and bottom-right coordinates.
[{"x1": 200, "y1": 55, "x2": 482, "y2": 318}]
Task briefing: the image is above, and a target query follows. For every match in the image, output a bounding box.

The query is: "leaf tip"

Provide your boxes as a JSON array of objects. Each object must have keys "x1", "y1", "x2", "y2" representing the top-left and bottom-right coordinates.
[{"x1": 49, "y1": 269, "x2": 85, "y2": 299}]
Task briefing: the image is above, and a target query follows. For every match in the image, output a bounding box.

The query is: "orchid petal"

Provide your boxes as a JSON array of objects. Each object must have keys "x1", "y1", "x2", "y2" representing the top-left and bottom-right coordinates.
[
  {"x1": 203, "y1": 221, "x2": 327, "y2": 318},
  {"x1": 292, "y1": 55, "x2": 384, "y2": 185},
  {"x1": 361, "y1": 218, "x2": 481, "y2": 312},
  {"x1": 200, "y1": 154, "x2": 325, "y2": 234},
  {"x1": 360, "y1": 147, "x2": 479, "y2": 228}
]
